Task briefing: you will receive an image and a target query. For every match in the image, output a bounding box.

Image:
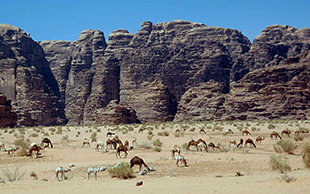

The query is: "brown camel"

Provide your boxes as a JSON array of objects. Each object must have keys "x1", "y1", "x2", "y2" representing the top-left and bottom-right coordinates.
[
  {"x1": 175, "y1": 129, "x2": 181, "y2": 133},
  {"x1": 171, "y1": 145, "x2": 181, "y2": 159},
  {"x1": 237, "y1": 138, "x2": 244, "y2": 148},
  {"x1": 106, "y1": 138, "x2": 118, "y2": 149},
  {"x1": 176, "y1": 155, "x2": 188, "y2": 167},
  {"x1": 229, "y1": 139, "x2": 237, "y2": 147},
  {"x1": 42, "y1": 137, "x2": 53, "y2": 148},
  {"x1": 256, "y1": 136, "x2": 265, "y2": 143},
  {"x1": 197, "y1": 138, "x2": 208, "y2": 146},
  {"x1": 82, "y1": 139, "x2": 91, "y2": 147},
  {"x1": 7, "y1": 146, "x2": 19, "y2": 156},
  {"x1": 29, "y1": 143, "x2": 47, "y2": 158},
  {"x1": 124, "y1": 140, "x2": 129, "y2": 148},
  {"x1": 130, "y1": 156, "x2": 150, "y2": 171},
  {"x1": 116, "y1": 145, "x2": 133, "y2": 158},
  {"x1": 187, "y1": 140, "x2": 199, "y2": 151},
  {"x1": 244, "y1": 138, "x2": 256, "y2": 148},
  {"x1": 281, "y1": 129, "x2": 291, "y2": 137},
  {"x1": 208, "y1": 142, "x2": 222, "y2": 151},
  {"x1": 242, "y1": 130, "x2": 251, "y2": 136},
  {"x1": 270, "y1": 131, "x2": 282, "y2": 139},
  {"x1": 138, "y1": 128, "x2": 145, "y2": 133},
  {"x1": 200, "y1": 129, "x2": 207, "y2": 134}
]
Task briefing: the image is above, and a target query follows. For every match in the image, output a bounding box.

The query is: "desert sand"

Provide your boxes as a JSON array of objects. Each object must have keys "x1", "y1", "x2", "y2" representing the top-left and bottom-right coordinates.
[{"x1": 0, "y1": 120, "x2": 310, "y2": 194}]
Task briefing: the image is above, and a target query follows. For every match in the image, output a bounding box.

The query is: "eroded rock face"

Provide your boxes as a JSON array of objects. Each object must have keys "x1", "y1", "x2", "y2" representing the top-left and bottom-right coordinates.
[
  {"x1": 0, "y1": 93, "x2": 17, "y2": 127},
  {"x1": 0, "y1": 24, "x2": 65, "y2": 126}
]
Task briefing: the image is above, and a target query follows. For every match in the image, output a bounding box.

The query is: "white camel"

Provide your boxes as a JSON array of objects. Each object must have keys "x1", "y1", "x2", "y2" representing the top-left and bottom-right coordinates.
[
  {"x1": 82, "y1": 139, "x2": 91, "y2": 147},
  {"x1": 176, "y1": 154, "x2": 188, "y2": 167},
  {"x1": 95, "y1": 141, "x2": 107, "y2": 152},
  {"x1": 87, "y1": 165, "x2": 107, "y2": 180},
  {"x1": 197, "y1": 142, "x2": 208, "y2": 152},
  {"x1": 7, "y1": 146, "x2": 19, "y2": 156},
  {"x1": 55, "y1": 163, "x2": 76, "y2": 181}
]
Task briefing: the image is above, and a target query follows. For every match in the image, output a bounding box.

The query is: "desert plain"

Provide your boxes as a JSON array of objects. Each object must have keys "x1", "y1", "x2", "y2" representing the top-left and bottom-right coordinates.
[{"x1": 0, "y1": 120, "x2": 310, "y2": 194}]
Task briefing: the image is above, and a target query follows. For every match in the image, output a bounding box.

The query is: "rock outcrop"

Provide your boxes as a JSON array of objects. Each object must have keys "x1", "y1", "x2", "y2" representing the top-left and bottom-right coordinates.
[{"x1": 0, "y1": 93, "x2": 17, "y2": 127}]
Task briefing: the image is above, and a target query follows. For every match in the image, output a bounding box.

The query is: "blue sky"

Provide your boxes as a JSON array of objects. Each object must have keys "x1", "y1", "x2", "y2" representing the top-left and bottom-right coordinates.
[{"x1": 1, "y1": 0, "x2": 309, "y2": 42}]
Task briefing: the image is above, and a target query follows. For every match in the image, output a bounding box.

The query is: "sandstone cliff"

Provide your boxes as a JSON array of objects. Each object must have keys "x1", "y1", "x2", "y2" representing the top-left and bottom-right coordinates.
[{"x1": 0, "y1": 93, "x2": 17, "y2": 127}]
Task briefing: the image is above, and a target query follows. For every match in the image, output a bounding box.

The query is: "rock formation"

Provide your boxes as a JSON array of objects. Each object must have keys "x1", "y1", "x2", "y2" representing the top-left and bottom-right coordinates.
[{"x1": 0, "y1": 93, "x2": 17, "y2": 127}]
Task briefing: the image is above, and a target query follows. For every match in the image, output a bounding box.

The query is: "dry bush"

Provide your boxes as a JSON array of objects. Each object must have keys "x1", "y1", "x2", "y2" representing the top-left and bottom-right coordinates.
[
  {"x1": 182, "y1": 142, "x2": 188, "y2": 149},
  {"x1": 294, "y1": 134, "x2": 304, "y2": 141},
  {"x1": 163, "y1": 131, "x2": 169, "y2": 136},
  {"x1": 269, "y1": 154, "x2": 291, "y2": 173},
  {"x1": 174, "y1": 133, "x2": 180, "y2": 137},
  {"x1": 152, "y1": 138, "x2": 163, "y2": 147},
  {"x1": 158, "y1": 132, "x2": 164, "y2": 136},
  {"x1": 14, "y1": 138, "x2": 30, "y2": 156},
  {"x1": 302, "y1": 143, "x2": 310, "y2": 168},
  {"x1": 273, "y1": 145, "x2": 283, "y2": 153},
  {"x1": 1, "y1": 165, "x2": 25, "y2": 181},
  {"x1": 268, "y1": 124, "x2": 276, "y2": 129},
  {"x1": 276, "y1": 139, "x2": 297, "y2": 154},
  {"x1": 154, "y1": 147, "x2": 162, "y2": 152},
  {"x1": 107, "y1": 162, "x2": 134, "y2": 179},
  {"x1": 90, "y1": 132, "x2": 97, "y2": 142}
]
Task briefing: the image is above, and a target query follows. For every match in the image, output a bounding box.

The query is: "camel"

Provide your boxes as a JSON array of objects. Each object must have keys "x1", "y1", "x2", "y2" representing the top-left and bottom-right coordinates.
[
  {"x1": 229, "y1": 139, "x2": 237, "y2": 147},
  {"x1": 95, "y1": 141, "x2": 106, "y2": 152},
  {"x1": 200, "y1": 128, "x2": 207, "y2": 134},
  {"x1": 295, "y1": 130, "x2": 303, "y2": 135},
  {"x1": 55, "y1": 164, "x2": 76, "y2": 182},
  {"x1": 7, "y1": 146, "x2": 19, "y2": 156},
  {"x1": 29, "y1": 143, "x2": 47, "y2": 158},
  {"x1": 132, "y1": 137, "x2": 138, "y2": 145},
  {"x1": 237, "y1": 138, "x2": 244, "y2": 148},
  {"x1": 197, "y1": 142, "x2": 208, "y2": 152},
  {"x1": 187, "y1": 140, "x2": 199, "y2": 151},
  {"x1": 82, "y1": 139, "x2": 91, "y2": 147},
  {"x1": 225, "y1": 129, "x2": 234, "y2": 135},
  {"x1": 176, "y1": 154, "x2": 188, "y2": 167},
  {"x1": 41, "y1": 137, "x2": 53, "y2": 148},
  {"x1": 124, "y1": 140, "x2": 129, "y2": 148},
  {"x1": 256, "y1": 136, "x2": 265, "y2": 143},
  {"x1": 0, "y1": 142, "x2": 6, "y2": 151},
  {"x1": 270, "y1": 131, "x2": 282, "y2": 139},
  {"x1": 106, "y1": 131, "x2": 115, "y2": 137},
  {"x1": 208, "y1": 142, "x2": 222, "y2": 151},
  {"x1": 242, "y1": 130, "x2": 251, "y2": 136},
  {"x1": 244, "y1": 138, "x2": 256, "y2": 148},
  {"x1": 87, "y1": 165, "x2": 107, "y2": 180},
  {"x1": 130, "y1": 156, "x2": 150, "y2": 171},
  {"x1": 171, "y1": 145, "x2": 182, "y2": 159},
  {"x1": 116, "y1": 145, "x2": 133, "y2": 158},
  {"x1": 281, "y1": 129, "x2": 291, "y2": 137},
  {"x1": 138, "y1": 128, "x2": 145, "y2": 133},
  {"x1": 197, "y1": 138, "x2": 208, "y2": 146},
  {"x1": 175, "y1": 129, "x2": 181, "y2": 133}
]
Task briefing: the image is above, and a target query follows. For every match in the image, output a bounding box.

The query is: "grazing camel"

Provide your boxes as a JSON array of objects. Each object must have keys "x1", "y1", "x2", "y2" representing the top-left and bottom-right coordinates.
[
  {"x1": 256, "y1": 136, "x2": 265, "y2": 143},
  {"x1": 225, "y1": 129, "x2": 234, "y2": 135},
  {"x1": 242, "y1": 130, "x2": 251, "y2": 136},
  {"x1": 130, "y1": 156, "x2": 150, "y2": 171},
  {"x1": 176, "y1": 154, "x2": 188, "y2": 167},
  {"x1": 281, "y1": 129, "x2": 291, "y2": 137},
  {"x1": 200, "y1": 128, "x2": 207, "y2": 134},
  {"x1": 187, "y1": 140, "x2": 199, "y2": 151},
  {"x1": 95, "y1": 141, "x2": 106, "y2": 152},
  {"x1": 197, "y1": 142, "x2": 208, "y2": 152},
  {"x1": 208, "y1": 142, "x2": 222, "y2": 151},
  {"x1": 229, "y1": 139, "x2": 237, "y2": 147},
  {"x1": 244, "y1": 138, "x2": 256, "y2": 148},
  {"x1": 270, "y1": 131, "x2": 282, "y2": 139},
  {"x1": 55, "y1": 164, "x2": 76, "y2": 182},
  {"x1": 88, "y1": 165, "x2": 107, "y2": 180},
  {"x1": 29, "y1": 143, "x2": 47, "y2": 158},
  {"x1": 237, "y1": 138, "x2": 244, "y2": 148},
  {"x1": 116, "y1": 145, "x2": 133, "y2": 158},
  {"x1": 106, "y1": 131, "x2": 115, "y2": 137},
  {"x1": 7, "y1": 146, "x2": 19, "y2": 156},
  {"x1": 82, "y1": 139, "x2": 91, "y2": 147},
  {"x1": 41, "y1": 137, "x2": 53, "y2": 148},
  {"x1": 171, "y1": 145, "x2": 182, "y2": 159},
  {"x1": 197, "y1": 138, "x2": 208, "y2": 146},
  {"x1": 0, "y1": 142, "x2": 6, "y2": 151},
  {"x1": 175, "y1": 129, "x2": 181, "y2": 133},
  {"x1": 295, "y1": 130, "x2": 303, "y2": 135}
]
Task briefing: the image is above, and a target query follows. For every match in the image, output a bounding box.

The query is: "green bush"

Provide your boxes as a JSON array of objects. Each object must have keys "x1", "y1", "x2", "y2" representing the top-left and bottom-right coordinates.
[
  {"x1": 61, "y1": 135, "x2": 69, "y2": 142},
  {"x1": 163, "y1": 131, "x2": 169, "y2": 136},
  {"x1": 269, "y1": 155, "x2": 291, "y2": 173},
  {"x1": 180, "y1": 132, "x2": 184, "y2": 137},
  {"x1": 152, "y1": 138, "x2": 163, "y2": 147},
  {"x1": 273, "y1": 145, "x2": 283, "y2": 153},
  {"x1": 277, "y1": 139, "x2": 297, "y2": 153},
  {"x1": 294, "y1": 134, "x2": 304, "y2": 141},
  {"x1": 189, "y1": 127, "x2": 196, "y2": 132},
  {"x1": 157, "y1": 132, "x2": 164, "y2": 136},
  {"x1": 29, "y1": 133, "x2": 39, "y2": 137},
  {"x1": 107, "y1": 162, "x2": 133, "y2": 179},
  {"x1": 90, "y1": 132, "x2": 97, "y2": 142},
  {"x1": 154, "y1": 147, "x2": 162, "y2": 152},
  {"x1": 302, "y1": 143, "x2": 310, "y2": 168},
  {"x1": 148, "y1": 130, "x2": 153, "y2": 135},
  {"x1": 268, "y1": 124, "x2": 276, "y2": 129},
  {"x1": 182, "y1": 142, "x2": 188, "y2": 149},
  {"x1": 13, "y1": 138, "x2": 30, "y2": 156},
  {"x1": 174, "y1": 133, "x2": 180, "y2": 137}
]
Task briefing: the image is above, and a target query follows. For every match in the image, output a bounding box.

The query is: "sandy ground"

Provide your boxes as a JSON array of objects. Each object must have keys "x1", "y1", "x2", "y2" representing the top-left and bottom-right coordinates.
[{"x1": 0, "y1": 120, "x2": 310, "y2": 194}]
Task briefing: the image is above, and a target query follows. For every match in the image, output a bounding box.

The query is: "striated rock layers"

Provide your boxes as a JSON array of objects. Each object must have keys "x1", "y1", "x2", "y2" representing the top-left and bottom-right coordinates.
[
  {"x1": 0, "y1": 93, "x2": 17, "y2": 127},
  {"x1": 1, "y1": 21, "x2": 310, "y2": 126}
]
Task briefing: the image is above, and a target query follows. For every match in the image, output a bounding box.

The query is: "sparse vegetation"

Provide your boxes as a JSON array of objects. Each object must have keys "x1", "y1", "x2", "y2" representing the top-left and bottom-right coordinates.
[
  {"x1": 108, "y1": 163, "x2": 134, "y2": 179},
  {"x1": 14, "y1": 138, "x2": 30, "y2": 156},
  {"x1": 162, "y1": 131, "x2": 169, "y2": 136},
  {"x1": 90, "y1": 132, "x2": 97, "y2": 142},
  {"x1": 268, "y1": 124, "x2": 276, "y2": 129},
  {"x1": 1, "y1": 165, "x2": 25, "y2": 181},
  {"x1": 269, "y1": 154, "x2": 291, "y2": 173},
  {"x1": 294, "y1": 134, "x2": 304, "y2": 141},
  {"x1": 152, "y1": 138, "x2": 163, "y2": 147},
  {"x1": 276, "y1": 139, "x2": 298, "y2": 154},
  {"x1": 302, "y1": 143, "x2": 310, "y2": 168}
]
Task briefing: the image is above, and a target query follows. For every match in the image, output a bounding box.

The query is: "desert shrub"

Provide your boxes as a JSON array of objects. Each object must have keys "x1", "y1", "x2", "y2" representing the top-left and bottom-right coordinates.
[
  {"x1": 77, "y1": 131, "x2": 81, "y2": 135},
  {"x1": 268, "y1": 124, "x2": 276, "y2": 129},
  {"x1": 213, "y1": 125, "x2": 223, "y2": 131},
  {"x1": 182, "y1": 142, "x2": 188, "y2": 149},
  {"x1": 174, "y1": 133, "x2": 180, "y2": 137},
  {"x1": 56, "y1": 127, "x2": 62, "y2": 134},
  {"x1": 61, "y1": 135, "x2": 69, "y2": 142},
  {"x1": 302, "y1": 143, "x2": 310, "y2": 168},
  {"x1": 115, "y1": 135, "x2": 119, "y2": 139},
  {"x1": 277, "y1": 139, "x2": 298, "y2": 153},
  {"x1": 1, "y1": 165, "x2": 25, "y2": 181},
  {"x1": 237, "y1": 126, "x2": 243, "y2": 131},
  {"x1": 8, "y1": 129, "x2": 15, "y2": 134},
  {"x1": 157, "y1": 132, "x2": 163, "y2": 136},
  {"x1": 251, "y1": 127, "x2": 258, "y2": 131},
  {"x1": 189, "y1": 127, "x2": 196, "y2": 132},
  {"x1": 49, "y1": 128, "x2": 56, "y2": 133},
  {"x1": 163, "y1": 131, "x2": 169, "y2": 136},
  {"x1": 180, "y1": 132, "x2": 184, "y2": 137},
  {"x1": 294, "y1": 134, "x2": 304, "y2": 141},
  {"x1": 122, "y1": 130, "x2": 128, "y2": 134},
  {"x1": 148, "y1": 130, "x2": 153, "y2": 136},
  {"x1": 108, "y1": 162, "x2": 133, "y2": 179},
  {"x1": 30, "y1": 171, "x2": 37, "y2": 180},
  {"x1": 273, "y1": 145, "x2": 283, "y2": 153},
  {"x1": 147, "y1": 135, "x2": 154, "y2": 141},
  {"x1": 29, "y1": 133, "x2": 39, "y2": 137},
  {"x1": 269, "y1": 155, "x2": 291, "y2": 173},
  {"x1": 90, "y1": 132, "x2": 97, "y2": 142},
  {"x1": 299, "y1": 127, "x2": 310, "y2": 133},
  {"x1": 139, "y1": 141, "x2": 152, "y2": 149},
  {"x1": 154, "y1": 147, "x2": 162, "y2": 152},
  {"x1": 152, "y1": 138, "x2": 163, "y2": 147}
]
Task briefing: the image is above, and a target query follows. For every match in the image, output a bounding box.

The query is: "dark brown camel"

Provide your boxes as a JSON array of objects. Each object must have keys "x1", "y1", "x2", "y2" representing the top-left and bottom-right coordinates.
[
  {"x1": 199, "y1": 129, "x2": 207, "y2": 134},
  {"x1": 106, "y1": 131, "x2": 115, "y2": 137},
  {"x1": 208, "y1": 142, "x2": 222, "y2": 151},
  {"x1": 29, "y1": 143, "x2": 47, "y2": 158},
  {"x1": 187, "y1": 140, "x2": 199, "y2": 151},
  {"x1": 242, "y1": 130, "x2": 251, "y2": 136},
  {"x1": 42, "y1": 137, "x2": 53, "y2": 148},
  {"x1": 237, "y1": 138, "x2": 244, "y2": 148},
  {"x1": 116, "y1": 145, "x2": 133, "y2": 158},
  {"x1": 130, "y1": 156, "x2": 150, "y2": 171},
  {"x1": 124, "y1": 140, "x2": 129, "y2": 148},
  {"x1": 270, "y1": 131, "x2": 282, "y2": 139},
  {"x1": 281, "y1": 129, "x2": 291, "y2": 137},
  {"x1": 244, "y1": 138, "x2": 256, "y2": 148}
]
